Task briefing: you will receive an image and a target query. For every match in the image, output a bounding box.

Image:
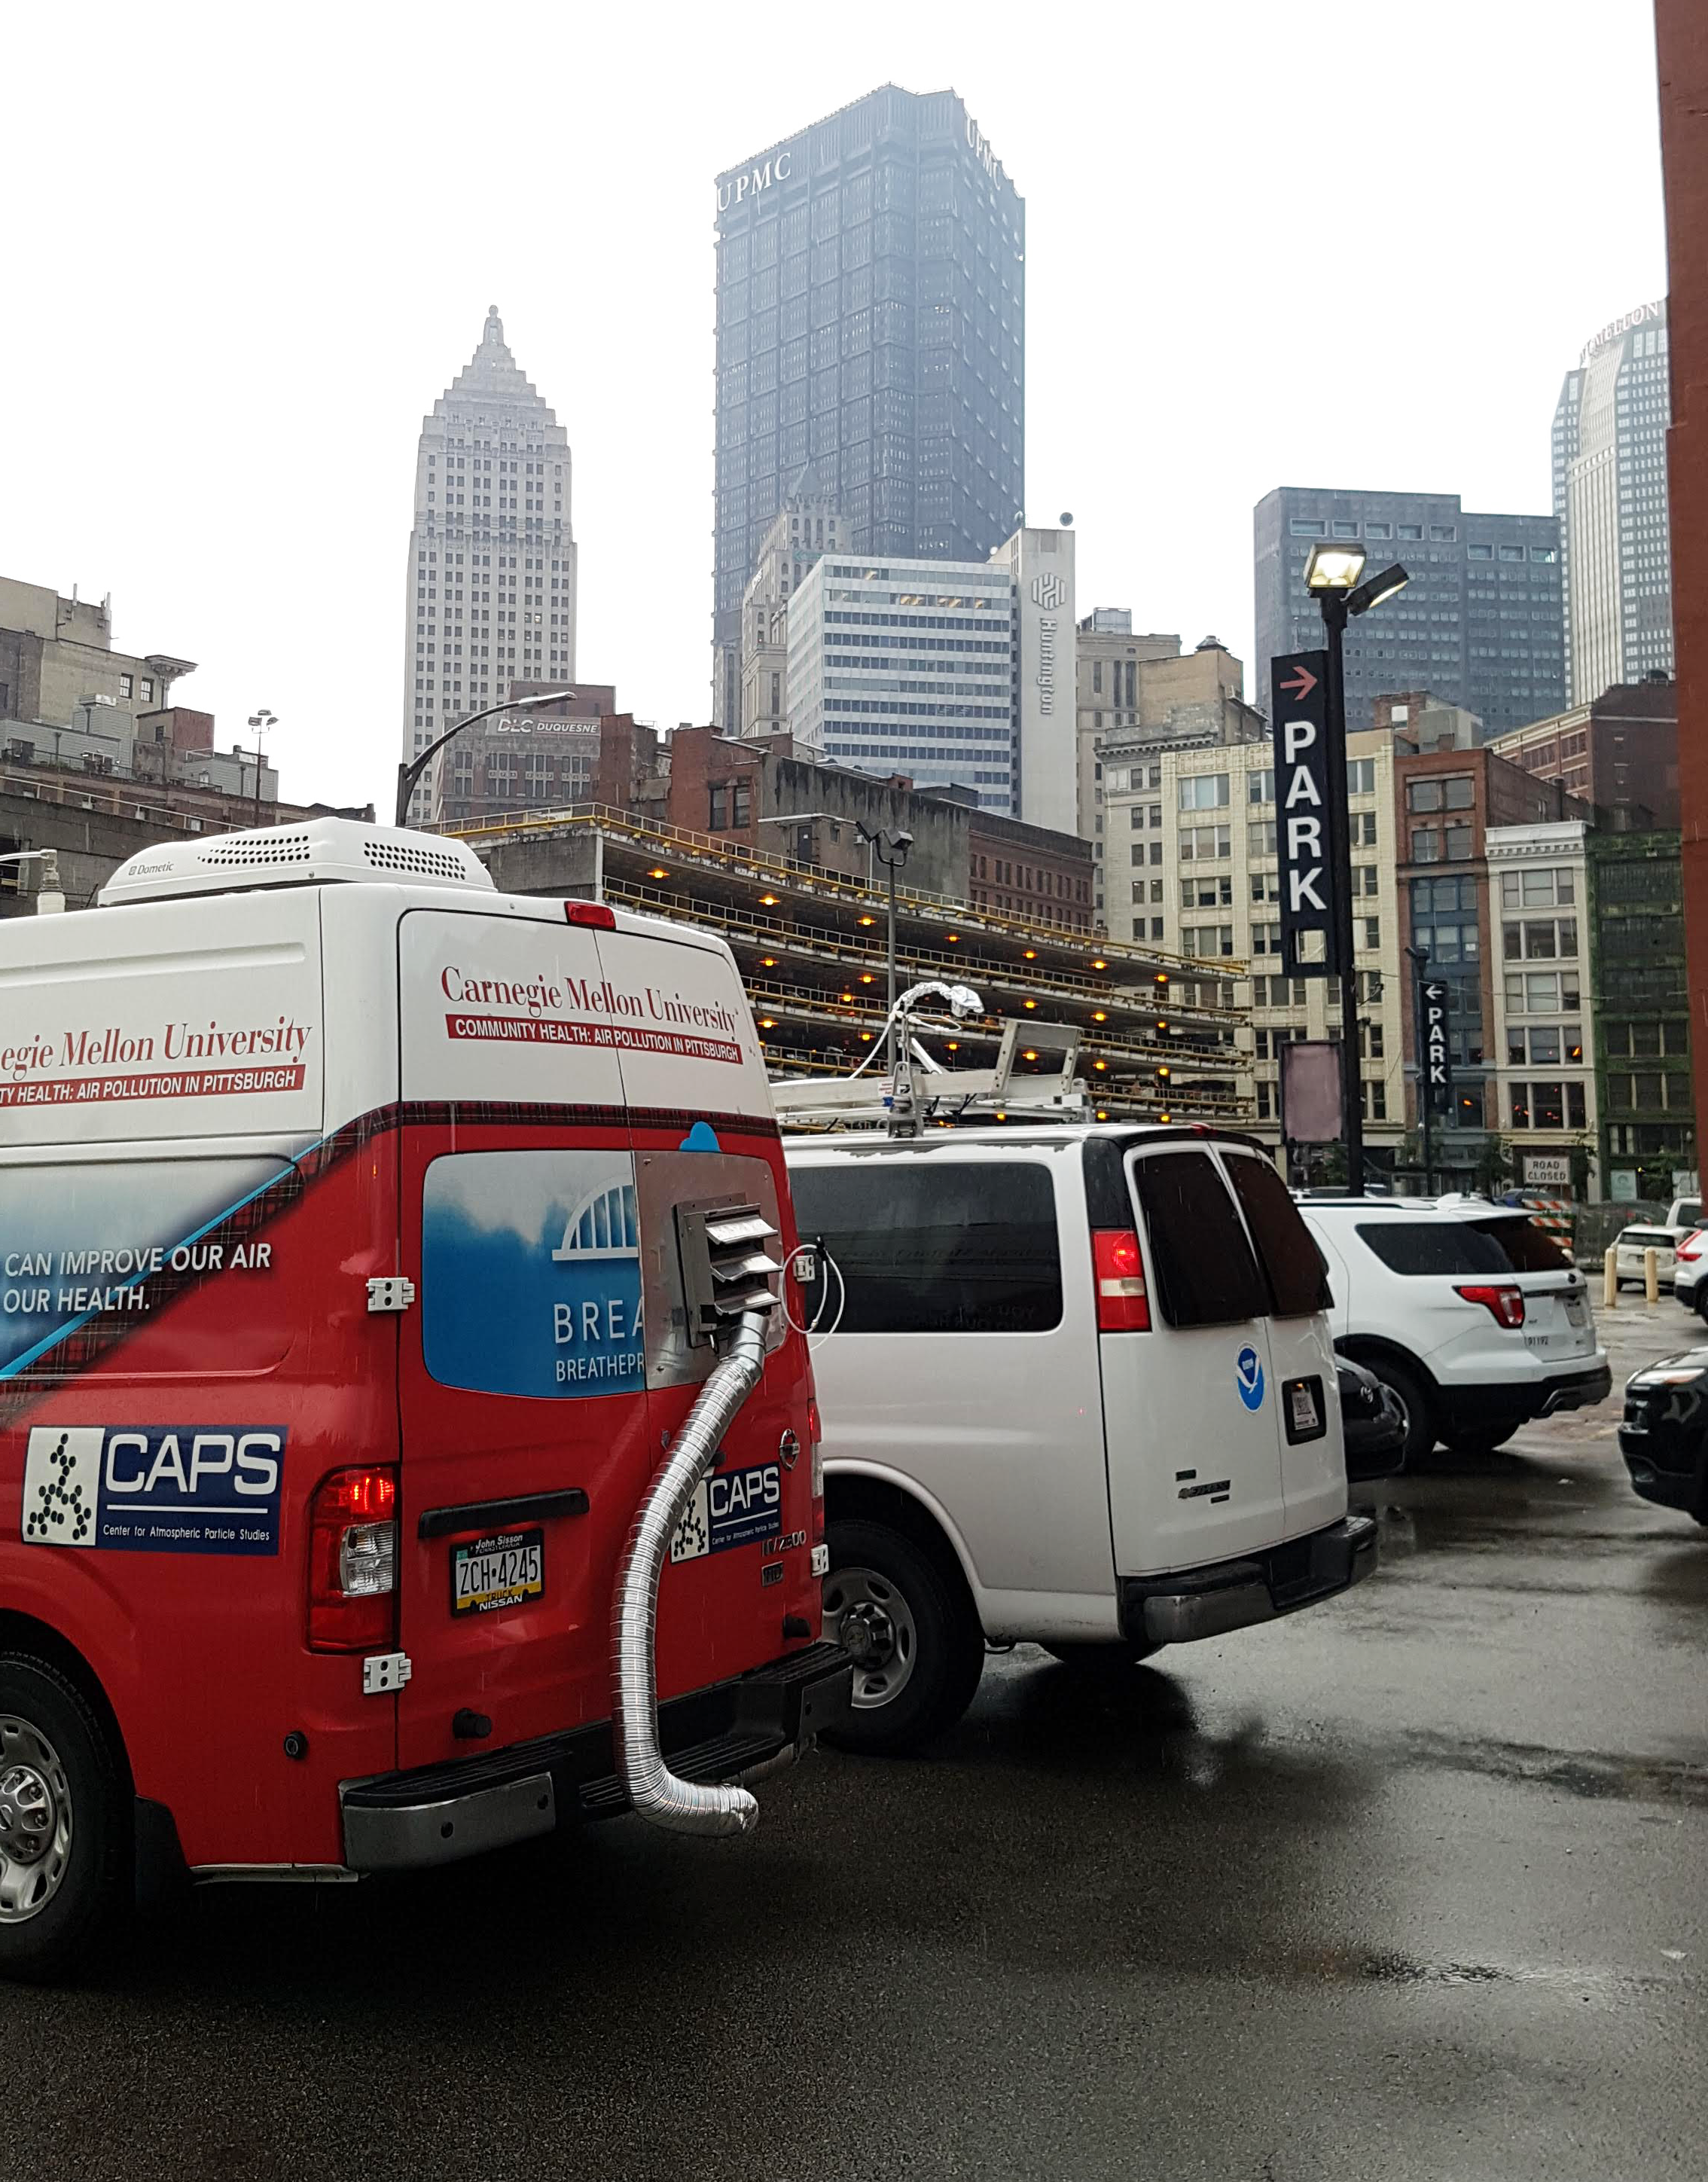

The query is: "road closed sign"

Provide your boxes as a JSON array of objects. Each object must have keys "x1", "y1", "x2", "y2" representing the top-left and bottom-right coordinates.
[{"x1": 1270, "y1": 651, "x2": 1337, "y2": 976}]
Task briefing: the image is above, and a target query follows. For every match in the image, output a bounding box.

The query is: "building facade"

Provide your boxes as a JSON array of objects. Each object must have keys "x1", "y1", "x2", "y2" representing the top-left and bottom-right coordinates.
[
  {"x1": 0, "y1": 576, "x2": 195, "y2": 750},
  {"x1": 401, "y1": 308, "x2": 578, "y2": 823},
  {"x1": 738, "y1": 470, "x2": 848, "y2": 737},
  {"x1": 1487, "y1": 681, "x2": 1679, "y2": 830},
  {"x1": 1586, "y1": 829, "x2": 1694, "y2": 1197},
  {"x1": 1395, "y1": 746, "x2": 1588, "y2": 1161},
  {"x1": 712, "y1": 86, "x2": 1025, "y2": 728},
  {"x1": 1074, "y1": 621, "x2": 1263, "y2": 923},
  {"x1": 1553, "y1": 301, "x2": 1673, "y2": 705},
  {"x1": 787, "y1": 529, "x2": 1073, "y2": 816},
  {"x1": 1253, "y1": 488, "x2": 1564, "y2": 737},
  {"x1": 1484, "y1": 822, "x2": 1597, "y2": 1189},
  {"x1": 1100, "y1": 725, "x2": 1405, "y2": 1158},
  {"x1": 432, "y1": 686, "x2": 617, "y2": 827}
]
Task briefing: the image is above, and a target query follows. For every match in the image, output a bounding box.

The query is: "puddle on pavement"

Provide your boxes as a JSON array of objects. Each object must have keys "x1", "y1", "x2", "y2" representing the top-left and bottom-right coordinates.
[{"x1": 1276, "y1": 1943, "x2": 1653, "y2": 1996}]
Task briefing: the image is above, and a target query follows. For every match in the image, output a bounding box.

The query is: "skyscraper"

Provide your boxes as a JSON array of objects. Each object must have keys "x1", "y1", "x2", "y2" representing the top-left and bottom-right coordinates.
[
  {"x1": 711, "y1": 85, "x2": 1025, "y2": 730},
  {"x1": 1253, "y1": 488, "x2": 1563, "y2": 738},
  {"x1": 1553, "y1": 301, "x2": 1673, "y2": 705},
  {"x1": 401, "y1": 307, "x2": 578, "y2": 822}
]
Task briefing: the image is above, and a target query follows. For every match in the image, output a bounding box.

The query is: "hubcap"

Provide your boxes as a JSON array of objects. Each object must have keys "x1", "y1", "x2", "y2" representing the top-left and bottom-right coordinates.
[
  {"x1": 0, "y1": 1718, "x2": 72, "y2": 1922},
  {"x1": 824, "y1": 1565, "x2": 918, "y2": 1711}
]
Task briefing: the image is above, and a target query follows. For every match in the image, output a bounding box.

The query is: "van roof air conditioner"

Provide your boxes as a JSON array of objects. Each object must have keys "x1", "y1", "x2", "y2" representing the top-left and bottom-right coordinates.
[{"x1": 99, "y1": 817, "x2": 496, "y2": 906}]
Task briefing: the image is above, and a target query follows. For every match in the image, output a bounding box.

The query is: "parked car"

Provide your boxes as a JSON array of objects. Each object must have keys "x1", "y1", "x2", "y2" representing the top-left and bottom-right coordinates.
[
  {"x1": 1663, "y1": 1196, "x2": 1702, "y2": 1239},
  {"x1": 1296, "y1": 1195, "x2": 1610, "y2": 1466},
  {"x1": 1613, "y1": 1224, "x2": 1679, "y2": 1289},
  {"x1": 1618, "y1": 1349, "x2": 1708, "y2": 1523},
  {"x1": 1336, "y1": 1355, "x2": 1407, "y2": 1481},
  {"x1": 786, "y1": 1125, "x2": 1377, "y2": 1753},
  {"x1": 1672, "y1": 1230, "x2": 1708, "y2": 1317}
]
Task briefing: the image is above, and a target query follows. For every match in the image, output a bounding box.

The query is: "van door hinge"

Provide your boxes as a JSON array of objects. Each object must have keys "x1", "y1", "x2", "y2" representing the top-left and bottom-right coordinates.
[
  {"x1": 362, "y1": 1651, "x2": 413, "y2": 1696},
  {"x1": 366, "y1": 1276, "x2": 416, "y2": 1314}
]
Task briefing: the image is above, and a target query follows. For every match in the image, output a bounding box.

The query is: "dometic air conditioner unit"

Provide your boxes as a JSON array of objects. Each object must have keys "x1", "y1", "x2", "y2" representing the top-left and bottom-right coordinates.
[{"x1": 99, "y1": 818, "x2": 495, "y2": 905}]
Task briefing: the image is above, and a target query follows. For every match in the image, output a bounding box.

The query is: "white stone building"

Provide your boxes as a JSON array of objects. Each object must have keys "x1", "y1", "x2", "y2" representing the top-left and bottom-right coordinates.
[
  {"x1": 1484, "y1": 820, "x2": 1596, "y2": 1189},
  {"x1": 401, "y1": 308, "x2": 578, "y2": 823}
]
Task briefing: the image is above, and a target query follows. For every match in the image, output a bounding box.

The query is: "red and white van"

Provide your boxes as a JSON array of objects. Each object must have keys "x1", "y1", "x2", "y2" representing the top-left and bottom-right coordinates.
[{"x1": 0, "y1": 818, "x2": 848, "y2": 1977}]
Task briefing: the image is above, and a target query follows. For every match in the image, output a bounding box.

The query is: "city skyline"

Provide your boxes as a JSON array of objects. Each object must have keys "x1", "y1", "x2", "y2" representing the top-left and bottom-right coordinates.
[{"x1": 0, "y1": 2, "x2": 1670, "y2": 809}]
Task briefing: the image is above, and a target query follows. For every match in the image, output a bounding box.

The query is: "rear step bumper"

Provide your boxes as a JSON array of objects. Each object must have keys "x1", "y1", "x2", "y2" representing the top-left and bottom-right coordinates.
[
  {"x1": 340, "y1": 1641, "x2": 852, "y2": 1873},
  {"x1": 1121, "y1": 1515, "x2": 1378, "y2": 1647}
]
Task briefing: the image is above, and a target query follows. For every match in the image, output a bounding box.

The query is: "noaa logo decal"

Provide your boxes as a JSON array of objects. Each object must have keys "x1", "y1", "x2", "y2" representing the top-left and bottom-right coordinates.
[{"x1": 1235, "y1": 1346, "x2": 1266, "y2": 1411}]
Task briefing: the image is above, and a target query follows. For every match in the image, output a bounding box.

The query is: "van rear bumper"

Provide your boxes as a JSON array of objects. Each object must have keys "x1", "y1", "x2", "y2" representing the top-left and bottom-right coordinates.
[
  {"x1": 340, "y1": 1640, "x2": 852, "y2": 1873},
  {"x1": 1120, "y1": 1515, "x2": 1378, "y2": 1647}
]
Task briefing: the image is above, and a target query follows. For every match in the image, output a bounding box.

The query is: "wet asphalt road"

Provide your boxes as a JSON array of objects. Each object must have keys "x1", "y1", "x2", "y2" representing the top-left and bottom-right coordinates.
[{"x1": 8, "y1": 1307, "x2": 1706, "y2": 2181}]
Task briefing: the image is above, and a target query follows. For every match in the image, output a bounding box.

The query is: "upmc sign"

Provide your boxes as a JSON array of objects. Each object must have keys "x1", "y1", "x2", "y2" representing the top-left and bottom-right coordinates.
[
  {"x1": 1270, "y1": 651, "x2": 1339, "y2": 976},
  {"x1": 1421, "y1": 978, "x2": 1453, "y2": 1112}
]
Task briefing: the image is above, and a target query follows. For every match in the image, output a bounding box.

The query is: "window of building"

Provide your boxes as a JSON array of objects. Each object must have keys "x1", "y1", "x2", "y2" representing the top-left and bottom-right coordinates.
[
  {"x1": 1398, "y1": 523, "x2": 1423, "y2": 541},
  {"x1": 1408, "y1": 775, "x2": 1474, "y2": 813},
  {"x1": 1181, "y1": 923, "x2": 1235, "y2": 957},
  {"x1": 1289, "y1": 518, "x2": 1327, "y2": 538},
  {"x1": 1247, "y1": 769, "x2": 1274, "y2": 805},
  {"x1": 1331, "y1": 520, "x2": 1359, "y2": 538},
  {"x1": 139, "y1": 678, "x2": 154, "y2": 704},
  {"x1": 1411, "y1": 828, "x2": 1441, "y2": 863},
  {"x1": 1500, "y1": 868, "x2": 1574, "y2": 908},
  {"x1": 1444, "y1": 824, "x2": 1474, "y2": 862},
  {"x1": 1249, "y1": 821, "x2": 1277, "y2": 856},
  {"x1": 1179, "y1": 774, "x2": 1230, "y2": 810},
  {"x1": 1468, "y1": 544, "x2": 1494, "y2": 562},
  {"x1": 1179, "y1": 823, "x2": 1231, "y2": 862},
  {"x1": 1508, "y1": 1082, "x2": 1585, "y2": 1131},
  {"x1": 1499, "y1": 545, "x2": 1526, "y2": 563},
  {"x1": 1502, "y1": 917, "x2": 1577, "y2": 961},
  {"x1": 118, "y1": 674, "x2": 133, "y2": 699},
  {"x1": 1505, "y1": 971, "x2": 1582, "y2": 1014},
  {"x1": 1347, "y1": 759, "x2": 1376, "y2": 795},
  {"x1": 1366, "y1": 521, "x2": 1392, "y2": 540}
]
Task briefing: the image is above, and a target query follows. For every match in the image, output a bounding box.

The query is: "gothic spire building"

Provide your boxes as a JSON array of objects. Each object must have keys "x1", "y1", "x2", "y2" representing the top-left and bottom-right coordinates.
[{"x1": 401, "y1": 307, "x2": 578, "y2": 821}]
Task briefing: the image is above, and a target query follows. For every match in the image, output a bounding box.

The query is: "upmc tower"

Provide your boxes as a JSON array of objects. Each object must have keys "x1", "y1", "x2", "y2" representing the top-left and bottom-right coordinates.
[{"x1": 711, "y1": 86, "x2": 1026, "y2": 729}]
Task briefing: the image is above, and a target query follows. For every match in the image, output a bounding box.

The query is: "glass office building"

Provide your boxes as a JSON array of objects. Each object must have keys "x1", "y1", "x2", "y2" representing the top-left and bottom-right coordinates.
[{"x1": 712, "y1": 86, "x2": 1025, "y2": 729}]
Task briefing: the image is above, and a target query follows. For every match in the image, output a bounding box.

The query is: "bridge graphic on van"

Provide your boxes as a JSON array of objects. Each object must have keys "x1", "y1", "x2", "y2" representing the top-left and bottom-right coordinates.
[{"x1": 551, "y1": 1180, "x2": 640, "y2": 1262}]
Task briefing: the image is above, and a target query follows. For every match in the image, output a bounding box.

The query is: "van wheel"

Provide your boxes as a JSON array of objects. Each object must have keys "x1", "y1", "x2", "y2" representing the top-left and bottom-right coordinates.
[
  {"x1": 1366, "y1": 1359, "x2": 1435, "y2": 1468},
  {"x1": 822, "y1": 1518, "x2": 984, "y2": 1756},
  {"x1": 1040, "y1": 1640, "x2": 1161, "y2": 1671},
  {"x1": 0, "y1": 1656, "x2": 127, "y2": 1983}
]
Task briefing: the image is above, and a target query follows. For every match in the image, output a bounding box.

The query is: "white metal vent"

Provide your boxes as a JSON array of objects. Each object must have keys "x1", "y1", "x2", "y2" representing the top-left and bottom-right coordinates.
[
  {"x1": 99, "y1": 817, "x2": 496, "y2": 906},
  {"x1": 361, "y1": 838, "x2": 468, "y2": 880},
  {"x1": 200, "y1": 832, "x2": 316, "y2": 868}
]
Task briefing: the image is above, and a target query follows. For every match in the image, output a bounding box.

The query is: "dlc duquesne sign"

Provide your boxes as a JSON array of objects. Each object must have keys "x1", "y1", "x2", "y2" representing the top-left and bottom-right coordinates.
[{"x1": 1270, "y1": 651, "x2": 1340, "y2": 977}]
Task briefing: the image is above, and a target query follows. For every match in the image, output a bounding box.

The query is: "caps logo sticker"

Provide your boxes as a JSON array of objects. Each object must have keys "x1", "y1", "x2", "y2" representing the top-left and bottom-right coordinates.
[
  {"x1": 21, "y1": 1425, "x2": 285, "y2": 1555},
  {"x1": 1236, "y1": 1346, "x2": 1266, "y2": 1411}
]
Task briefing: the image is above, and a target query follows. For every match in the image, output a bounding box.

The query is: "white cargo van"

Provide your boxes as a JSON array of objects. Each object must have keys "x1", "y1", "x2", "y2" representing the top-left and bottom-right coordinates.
[{"x1": 785, "y1": 1124, "x2": 1377, "y2": 1751}]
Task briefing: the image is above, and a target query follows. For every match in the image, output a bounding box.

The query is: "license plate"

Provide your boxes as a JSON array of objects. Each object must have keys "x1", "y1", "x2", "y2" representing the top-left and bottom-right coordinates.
[
  {"x1": 1290, "y1": 1382, "x2": 1320, "y2": 1435},
  {"x1": 451, "y1": 1527, "x2": 544, "y2": 1616}
]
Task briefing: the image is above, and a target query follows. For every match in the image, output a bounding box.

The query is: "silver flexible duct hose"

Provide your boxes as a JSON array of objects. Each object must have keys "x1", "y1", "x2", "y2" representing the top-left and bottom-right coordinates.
[{"x1": 612, "y1": 1308, "x2": 770, "y2": 1836}]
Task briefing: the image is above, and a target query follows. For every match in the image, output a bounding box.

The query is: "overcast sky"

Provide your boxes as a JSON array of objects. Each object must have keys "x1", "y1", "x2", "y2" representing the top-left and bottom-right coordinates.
[{"x1": 3, "y1": 1, "x2": 1667, "y2": 812}]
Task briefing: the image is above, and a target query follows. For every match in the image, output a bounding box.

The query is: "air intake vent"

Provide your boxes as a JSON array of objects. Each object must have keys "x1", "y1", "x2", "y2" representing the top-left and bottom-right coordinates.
[
  {"x1": 675, "y1": 1201, "x2": 781, "y2": 1344},
  {"x1": 361, "y1": 838, "x2": 469, "y2": 880},
  {"x1": 200, "y1": 832, "x2": 316, "y2": 868}
]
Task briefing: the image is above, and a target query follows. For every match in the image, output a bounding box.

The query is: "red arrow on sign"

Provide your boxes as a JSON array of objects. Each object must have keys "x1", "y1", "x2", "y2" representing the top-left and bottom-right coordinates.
[{"x1": 1280, "y1": 664, "x2": 1319, "y2": 701}]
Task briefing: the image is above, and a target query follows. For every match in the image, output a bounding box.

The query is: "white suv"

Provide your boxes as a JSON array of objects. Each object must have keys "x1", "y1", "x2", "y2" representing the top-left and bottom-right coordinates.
[{"x1": 1297, "y1": 1195, "x2": 1611, "y2": 1465}]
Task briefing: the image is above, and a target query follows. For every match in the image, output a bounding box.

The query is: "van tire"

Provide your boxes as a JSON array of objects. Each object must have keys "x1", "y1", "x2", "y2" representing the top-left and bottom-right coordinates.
[
  {"x1": 821, "y1": 1518, "x2": 984, "y2": 1756},
  {"x1": 0, "y1": 1654, "x2": 128, "y2": 1983},
  {"x1": 1040, "y1": 1640, "x2": 1161, "y2": 1671},
  {"x1": 1366, "y1": 1357, "x2": 1435, "y2": 1468}
]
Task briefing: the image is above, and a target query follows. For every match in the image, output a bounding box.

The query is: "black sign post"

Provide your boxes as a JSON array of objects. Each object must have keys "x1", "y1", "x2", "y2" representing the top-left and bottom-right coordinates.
[
  {"x1": 1419, "y1": 973, "x2": 1452, "y2": 1197},
  {"x1": 1270, "y1": 651, "x2": 1339, "y2": 978}
]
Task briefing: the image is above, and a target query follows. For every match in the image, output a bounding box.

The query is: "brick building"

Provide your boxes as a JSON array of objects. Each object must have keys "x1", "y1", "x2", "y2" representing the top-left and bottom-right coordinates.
[
  {"x1": 1487, "y1": 680, "x2": 1679, "y2": 829},
  {"x1": 1397, "y1": 744, "x2": 1588, "y2": 1153}
]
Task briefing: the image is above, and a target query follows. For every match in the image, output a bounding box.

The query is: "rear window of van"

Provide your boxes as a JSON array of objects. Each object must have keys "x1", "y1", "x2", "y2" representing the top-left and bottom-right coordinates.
[
  {"x1": 789, "y1": 1161, "x2": 1063, "y2": 1334},
  {"x1": 1356, "y1": 1217, "x2": 1571, "y2": 1276}
]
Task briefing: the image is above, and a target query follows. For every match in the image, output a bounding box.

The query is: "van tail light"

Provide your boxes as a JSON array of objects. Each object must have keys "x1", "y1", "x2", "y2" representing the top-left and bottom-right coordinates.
[
  {"x1": 807, "y1": 1396, "x2": 825, "y2": 1543},
  {"x1": 565, "y1": 901, "x2": 616, "y2": 929},
  {"x1": 307, "y1": 1467, "x2": 399, "y2": 1652},
  {"x1": 1093, "y1": 1229, "x2": 1151, "y2": 1332},
  {"x1": 1455, "y1": 1283, "x2": 1526, "y2": 1329}
]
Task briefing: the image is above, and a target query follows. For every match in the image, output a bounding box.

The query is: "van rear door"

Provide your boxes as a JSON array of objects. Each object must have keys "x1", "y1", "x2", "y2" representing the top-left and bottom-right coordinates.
[{"x1": 1104, "y1": 1143, "x2": 1288, "y2": 1573}]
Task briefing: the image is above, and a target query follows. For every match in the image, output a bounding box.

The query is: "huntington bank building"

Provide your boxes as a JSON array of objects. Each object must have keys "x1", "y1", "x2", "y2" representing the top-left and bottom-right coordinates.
[{"x1": 711, "y1": 86, "x2": 1026, "y2": 736}]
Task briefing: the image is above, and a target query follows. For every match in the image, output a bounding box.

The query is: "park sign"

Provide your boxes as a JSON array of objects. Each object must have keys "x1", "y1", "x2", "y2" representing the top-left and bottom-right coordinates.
[
  {"x1": 1270, "y1": 651, "x2": 1339, "y2": 976},
  {"x1": 1421, "y1": 978, "x2": 1453, "y2": 1112}
]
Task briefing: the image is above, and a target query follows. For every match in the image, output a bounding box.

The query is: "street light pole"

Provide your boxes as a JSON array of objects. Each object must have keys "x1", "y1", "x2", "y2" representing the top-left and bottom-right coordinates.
[
  {"x1": 246, "y1": 710, "x2": 277, "y2": 827},
  {"x1": 1316, "y1": 589, "x2": 1364, "y2": 1195},
  {"x1": 1405, "y1": 943, "x2": 1433, "y2": 1195},
  {"x1": 1301, "y1": 548, "x2": 1411, "y2": 1198},
  {"x1": 855, "y1": 823, "x2": 913, "y2": 1085},
  {"x1": 395, "y1": 691, "x2": 576, "y2": 829}
]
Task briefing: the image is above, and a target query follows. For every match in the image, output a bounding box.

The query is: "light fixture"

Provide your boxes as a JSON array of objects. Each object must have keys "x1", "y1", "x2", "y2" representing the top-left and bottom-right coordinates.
[
  {"x1": 761, "y1": 956, "x2": 776, "y2": 967},
  {"x1": 840, "y1": 991, "x2": 854, "y2": 1002},
  {"x1": 1023, "y1": 949, "x2": 1037, "y2": 960},
  {"x1": 760, "y1": 893, "x2": 779, "y2": 907},
  {"x1": 1023, "y1": 1048, "x2": 1038, "y2": 1063},
  {"x1": 1304, "y1": 541, "x2": 1368, "y2": 592},
  {"x1": 1096, "y1": 1109, "x2": 1109, "y2": 1122},
  {"x1": 945, "y1": 932, "x2": 959, "y2": 943},
  {"x1": 1093, "y1": 1059, "x2": 1107, "y2": 1073},
  {"x1": 947, "y1": 1041, "x2": 959, "y2": 1052},
  {"x1": 1023, "y1": 998, "x2": 1037, "y2": 1010},
  {"x1": 1159, "y1": 1110, "x2": 1172, "y2": 1123},
  {"x1": 860, "y1": 1031, "x2": 873, "y2": 1042},
  {"x1": 648, "y1": 867, "x2": 669, "y2": 880},
  {"x1": 1347, "y1": 562, "x2": 1411, "y2": 618},
  {"x1": 1092, "y1": 1010, "x2": 1108, "y2": 1023},
  {"x1": 1092, "y1": 958, "x2": 1108, "y2": 971},
  {"x1": 758, "y1": 1017, "x2": 775, "y2": 1030},
  {"x1": 859, "y1": 914, "x2": 877, "y2": 926},
  {"x1": 860, "y1": 973, "x2": 874, "y2": 984}
]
